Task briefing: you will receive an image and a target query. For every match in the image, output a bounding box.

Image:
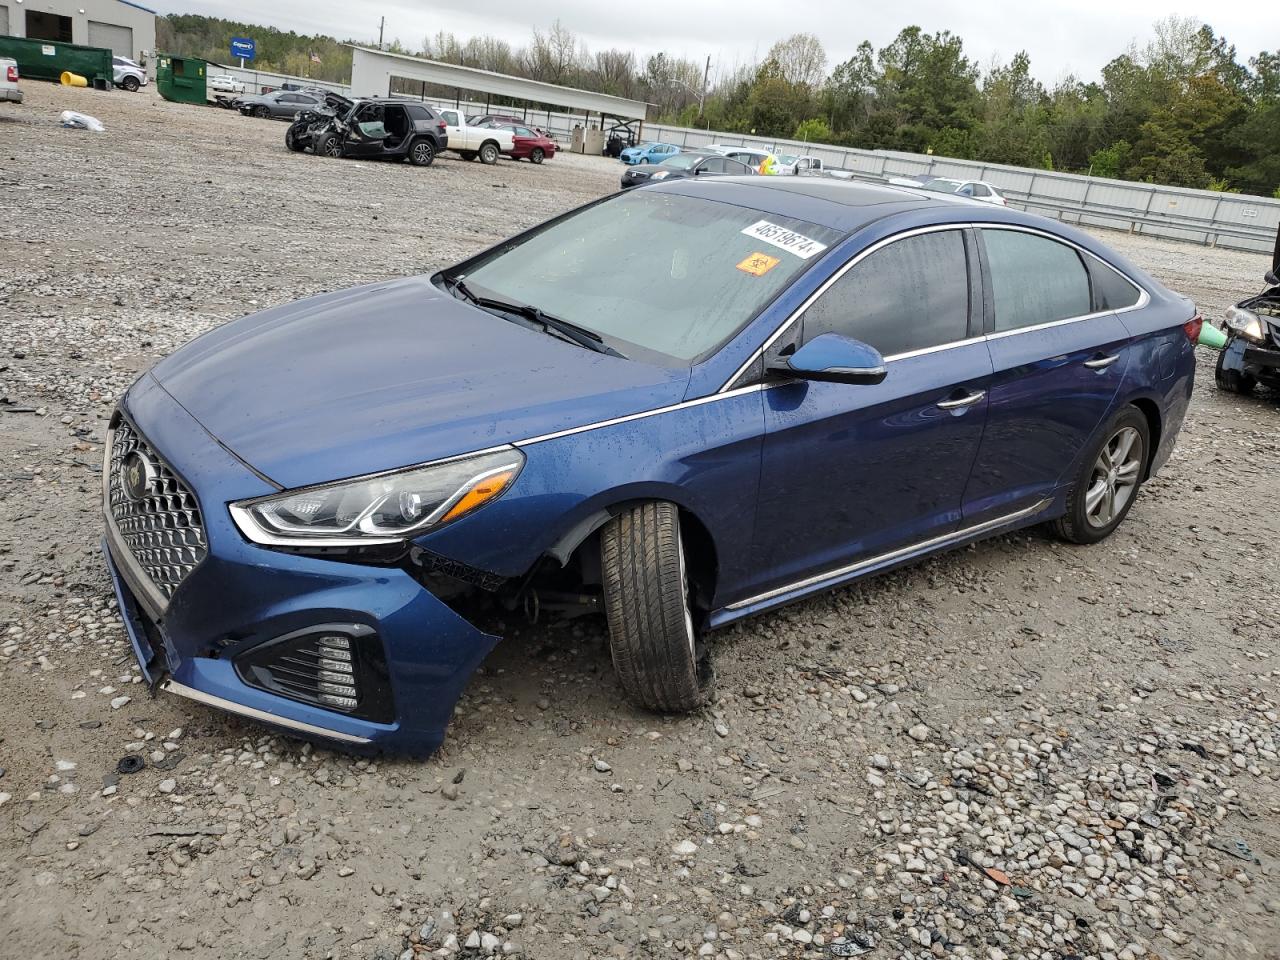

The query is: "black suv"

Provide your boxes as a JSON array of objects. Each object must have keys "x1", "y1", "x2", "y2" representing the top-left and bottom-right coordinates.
[{"x1": 310, "y1": 100, "x2": 448, "y2": 167}]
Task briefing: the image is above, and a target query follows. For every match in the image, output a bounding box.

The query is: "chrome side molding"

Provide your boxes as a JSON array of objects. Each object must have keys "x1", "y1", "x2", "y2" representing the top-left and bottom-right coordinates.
[
  {"x1": 160, "y1": 679, "x2": 374, "y2": 744},
  {"x1": 725, "y1": 498, "x2": 1053, "y2": 611}
]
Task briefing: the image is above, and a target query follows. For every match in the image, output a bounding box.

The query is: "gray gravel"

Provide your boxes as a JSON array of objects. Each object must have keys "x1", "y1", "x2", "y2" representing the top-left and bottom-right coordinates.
[{"x1": 2, "y1": 82, "x2": 1279, "y2": 960}]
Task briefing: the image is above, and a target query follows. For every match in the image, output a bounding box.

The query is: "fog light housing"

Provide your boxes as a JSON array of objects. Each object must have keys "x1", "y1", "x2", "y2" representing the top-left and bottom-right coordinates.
[{"x1": 235, "y1": 623, "x2": 394, "y2": 724}]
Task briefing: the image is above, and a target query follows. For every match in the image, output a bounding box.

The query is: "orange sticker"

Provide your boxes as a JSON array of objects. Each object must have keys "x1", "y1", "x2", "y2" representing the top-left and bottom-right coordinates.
[{"x1": 736, "y1": 252, "x2": 781, "y2": 276}]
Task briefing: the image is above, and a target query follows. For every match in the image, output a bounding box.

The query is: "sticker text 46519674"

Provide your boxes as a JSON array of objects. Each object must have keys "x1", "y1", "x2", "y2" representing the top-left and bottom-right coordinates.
[{"x1": 740, "y1": 221, "x2": 828, "y2": 260}]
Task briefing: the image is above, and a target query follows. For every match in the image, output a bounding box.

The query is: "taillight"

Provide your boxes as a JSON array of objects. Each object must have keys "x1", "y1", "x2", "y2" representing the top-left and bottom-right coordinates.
[
  {"x1": 1183, "y1": 313, "x2": 1203, "y2": 342},
  {"x1": 6, "y1": 65, "x2": 17, "y2": 82},
  {"x1": 437, "y1": 120, "x2": 446, "y2": 131}
]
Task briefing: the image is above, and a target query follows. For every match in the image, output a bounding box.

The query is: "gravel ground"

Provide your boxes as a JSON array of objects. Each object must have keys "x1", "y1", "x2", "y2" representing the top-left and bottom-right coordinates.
[{"x1": 2, "y1": 82, "x2": 1279, "y2": 960}]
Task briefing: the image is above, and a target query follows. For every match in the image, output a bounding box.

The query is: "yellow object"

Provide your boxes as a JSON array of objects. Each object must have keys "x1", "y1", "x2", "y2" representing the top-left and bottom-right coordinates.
[
  {"x1": 737, "y1": 252, "x2": 781, "y2": 277},
  {"x1": 760, "y1": 155, "x2": 777, "y2": 176},
  {"x1": 60, "y1": 71, "x2": 88, "y2": 87},
  {"x1": 439, "y1": 469, "x2": 518, "y2": 524}
]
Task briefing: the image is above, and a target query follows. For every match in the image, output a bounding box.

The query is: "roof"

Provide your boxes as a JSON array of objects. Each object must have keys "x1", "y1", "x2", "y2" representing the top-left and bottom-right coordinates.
[
  {"x1": 117, "y1": 0, "x2": 158, "y2": 14},
  {"x1": 349, "y1": 48, "x2": 648, "y2": 120},
  {"x1": 654, "y1": 177, "x2": 1033, "y2": 234}
]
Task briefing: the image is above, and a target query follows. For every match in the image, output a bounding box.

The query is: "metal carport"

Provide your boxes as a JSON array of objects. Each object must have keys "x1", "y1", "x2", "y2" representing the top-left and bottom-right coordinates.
[{"x1": 348, "y1": 46, "x2": 648, "y2": 134}]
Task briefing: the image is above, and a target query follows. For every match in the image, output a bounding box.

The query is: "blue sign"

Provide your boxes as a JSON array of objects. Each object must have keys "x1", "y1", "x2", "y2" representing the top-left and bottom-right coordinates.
[{"x1": 230, "y1": 37, "x2": 256, "y2": 62}]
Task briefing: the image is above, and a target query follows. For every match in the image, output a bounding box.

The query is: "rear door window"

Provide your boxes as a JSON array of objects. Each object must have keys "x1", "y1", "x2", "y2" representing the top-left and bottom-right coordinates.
[
  {"x1": 981, "y1": 229, "x2": 1093, "y2": 332},
  {"x1": 803, "y1": 230, "x2": 972, "y2": 358}
]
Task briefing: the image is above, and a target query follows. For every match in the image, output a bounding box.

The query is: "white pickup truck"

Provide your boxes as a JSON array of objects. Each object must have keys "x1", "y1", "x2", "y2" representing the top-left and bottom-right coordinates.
[
  {"x1": 1, "y1": 58, "x2": 22, "y2": 105},
  {"x1": 437, "y1": 108, "x2": 514, "y2": 164}
]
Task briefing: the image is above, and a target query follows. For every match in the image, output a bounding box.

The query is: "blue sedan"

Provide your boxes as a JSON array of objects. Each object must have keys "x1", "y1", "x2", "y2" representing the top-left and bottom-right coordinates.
[
  {"x1": 619, "y1": 141, "x2": 680, "y2": 165},
  {"x1": 102, "y1": 178, "x2": 1198, "y2": 753}
]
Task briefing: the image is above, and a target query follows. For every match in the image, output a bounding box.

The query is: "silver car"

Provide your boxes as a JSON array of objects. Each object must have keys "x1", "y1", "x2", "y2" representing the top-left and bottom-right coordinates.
[
  {"x1": 112, "y1": 56, "x2": 147, "y2": 92},
  {"x1": 238, "y1": 90, "x2": 325, "y2": 120}
]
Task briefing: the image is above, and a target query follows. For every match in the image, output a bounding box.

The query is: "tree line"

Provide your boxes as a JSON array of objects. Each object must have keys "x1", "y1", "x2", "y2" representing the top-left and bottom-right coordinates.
[{"x1": 157, "y1": 14, "x2": 1279, "y2": 197}]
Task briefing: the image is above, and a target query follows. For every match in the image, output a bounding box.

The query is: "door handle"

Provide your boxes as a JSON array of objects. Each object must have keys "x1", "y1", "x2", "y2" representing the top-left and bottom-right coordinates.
[
  {"x1": 1084, "y1": 354, "x2": 1120, "y2": 370},
  {"x1": 936, "y1": 390, "x2": 986, "y2": 411}
]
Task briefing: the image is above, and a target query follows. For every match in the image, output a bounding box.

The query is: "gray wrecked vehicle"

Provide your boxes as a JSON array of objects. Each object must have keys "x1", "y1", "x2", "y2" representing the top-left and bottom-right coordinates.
[{"x1": 1217, "y1": 222, "x2": 1280, "y2": 395}]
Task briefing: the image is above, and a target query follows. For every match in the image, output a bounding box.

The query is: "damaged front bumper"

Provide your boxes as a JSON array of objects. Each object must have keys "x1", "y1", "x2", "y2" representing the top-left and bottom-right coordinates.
[{"x1": 101, "y1": 376, "x2": 500, "y2": 754}]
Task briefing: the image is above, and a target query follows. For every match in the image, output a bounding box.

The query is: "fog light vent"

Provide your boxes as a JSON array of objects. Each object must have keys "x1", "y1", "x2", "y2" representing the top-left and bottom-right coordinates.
[{"x1": 234, "y1": 623, "x2": 393, "y2": 724}]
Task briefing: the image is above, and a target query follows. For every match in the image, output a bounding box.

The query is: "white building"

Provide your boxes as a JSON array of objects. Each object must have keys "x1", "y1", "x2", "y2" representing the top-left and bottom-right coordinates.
[{"x1": 0, "y1": 0, "x2": 157, "y2": 65}]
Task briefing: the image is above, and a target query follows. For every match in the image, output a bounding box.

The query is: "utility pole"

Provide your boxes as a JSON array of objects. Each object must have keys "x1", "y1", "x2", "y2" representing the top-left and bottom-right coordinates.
[
  {"x1": 378, "y1": 17, "x2": 385, "y2": 51},
  {"x1": 700, "y1": 55, "x2": 711, "y2": 120}
]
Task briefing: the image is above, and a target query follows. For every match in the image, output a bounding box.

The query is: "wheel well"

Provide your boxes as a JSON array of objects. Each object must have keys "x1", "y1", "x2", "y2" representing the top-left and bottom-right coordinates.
[
  {"x1": 555, "y1": 500, "x2": 719, "y2": 612},
  {"x1": 1129, "y1": 397, "x2": 1162, "y2": 479},
  {"x1": 482, "y1": 138, "x2": 499, "y2": 150}
]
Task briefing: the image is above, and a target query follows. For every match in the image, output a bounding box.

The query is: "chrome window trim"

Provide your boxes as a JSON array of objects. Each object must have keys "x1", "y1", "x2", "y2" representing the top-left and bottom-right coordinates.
[
  {"x1": 718, "y1": 224, "x2": 964, "y2": 392},
  {"x1": 160, "y1": 679, "x2": 373, "y2": 744},
  {"x1": 718, "y1": 221, "x2": 1151, "y2": 392},
  {"x1": 725, "y1": 497, "x2": 1052, "y2": 611}
]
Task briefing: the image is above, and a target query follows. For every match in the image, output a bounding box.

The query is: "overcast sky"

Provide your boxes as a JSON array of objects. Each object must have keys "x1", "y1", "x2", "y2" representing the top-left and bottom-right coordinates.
[{"x1": 163, "y1": 0, "x2": 1269, "y2": 85}]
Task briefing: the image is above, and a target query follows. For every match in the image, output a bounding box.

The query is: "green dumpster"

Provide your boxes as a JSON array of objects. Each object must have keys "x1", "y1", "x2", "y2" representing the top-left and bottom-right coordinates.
[
  {"x1": 0, "y1": 35, "x2": 112, "y2": 86},
  {"x1": 156, "y1": 55, "x2": 209, "y2": 105}
]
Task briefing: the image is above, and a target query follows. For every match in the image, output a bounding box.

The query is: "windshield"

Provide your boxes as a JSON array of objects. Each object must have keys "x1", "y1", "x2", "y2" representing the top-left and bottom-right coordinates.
[
  {"x1": 658, "y1": 154, "x2": 701, "y2": 170},
  {"x1": 776, "y1": 154, "x2": 798, "y2": 164},
  {"x1": 454, "y1": 191, "x2": 842, "y2": 365},
  {"x1": 924, "y1": 178, "x2": 963, "y2": 193}
]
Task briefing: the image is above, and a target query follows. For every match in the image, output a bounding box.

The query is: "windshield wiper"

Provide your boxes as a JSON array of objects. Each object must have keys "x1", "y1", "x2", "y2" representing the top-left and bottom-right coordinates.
[{"x1": 443, "y1": 275, "x2": 626, "y2": 358}]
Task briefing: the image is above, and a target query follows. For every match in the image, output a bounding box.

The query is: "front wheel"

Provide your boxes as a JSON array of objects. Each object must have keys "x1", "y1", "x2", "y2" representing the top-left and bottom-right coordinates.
[
  {"x1": 253, "y1": 105, "x2": 270, "y2": 119},
  {"x1": 316, "y1": 133, "x2": 344, "y2": 159},
  {"x1": 122, "y1": 76, "x2": 140, "y2": 93},
  {"x1": 479, "y1": 142, "x2": 500, "y2": 164},
  {"x1": 408, "y1": 139, "x2": 435, "y2": 166},
  {"x1": 1053, "y1": 407, "x2": 1149, "y2": 545},
  {"x1": 1215, "y1": 345, "x2": 1256, "y2": 395},
  {"x1": 529, "y1": 147, "x2": 545, "y2": 164},
  {"x1": 285, "y1": 127, "x2": 306, "y2": 152},
  {"x1": 600, "y1": 502, "x2": 710, "y2": 713}
]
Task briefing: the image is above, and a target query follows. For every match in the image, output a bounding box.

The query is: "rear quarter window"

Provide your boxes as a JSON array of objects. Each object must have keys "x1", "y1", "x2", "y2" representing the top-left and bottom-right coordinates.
[{"x1": 1088, "y1": 259, "x2": 1143, "y2": 310}]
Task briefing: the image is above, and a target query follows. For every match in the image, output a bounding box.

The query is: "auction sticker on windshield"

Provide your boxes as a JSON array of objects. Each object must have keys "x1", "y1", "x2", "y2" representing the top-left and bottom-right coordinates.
[{"x1": 741, "y1": 221, "x2": 828, "y2": 259}]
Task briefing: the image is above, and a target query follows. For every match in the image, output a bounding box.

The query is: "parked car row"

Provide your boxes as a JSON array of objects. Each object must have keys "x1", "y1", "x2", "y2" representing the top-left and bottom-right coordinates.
[
  {"x1": 887, "y1": 173, "x2": 1008, "y2": 205},
  {"x1": 620, "y1": 141, "x2": 829, "y2": 178},
  {"x1": 279, "y1": 97, "x2": 556, "y2": 168}
]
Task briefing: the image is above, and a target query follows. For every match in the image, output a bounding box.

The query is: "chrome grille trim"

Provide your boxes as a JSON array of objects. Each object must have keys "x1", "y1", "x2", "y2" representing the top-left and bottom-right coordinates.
[{"x1": 105, "y1": 417, "x2": 207, "y2": 606}]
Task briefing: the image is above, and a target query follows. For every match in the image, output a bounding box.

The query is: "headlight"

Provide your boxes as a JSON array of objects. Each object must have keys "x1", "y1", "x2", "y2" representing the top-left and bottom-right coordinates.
[
  {"x1": 650, "y1": 171, "x2": 671, "y2": 180},
  {"x1": 1224, "y1": 306, "x2": 1264, "y2": 341},
  {"x1": 230, "y1": 447, "x2": 524, "y2": 547}
]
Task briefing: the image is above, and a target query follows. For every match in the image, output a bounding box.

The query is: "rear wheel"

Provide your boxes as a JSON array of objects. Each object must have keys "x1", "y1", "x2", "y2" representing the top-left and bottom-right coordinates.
[
  {"x1": 1054, "y1": 407, "x2": 1149, "y2": 545},
  {"x1": 316, "y1": 133, "x2": 343, "y2": 159},
  {"x1": 459, "y1": 150, "x2": 477, "y2": 162},
  {"x1": 600, "y1": 502, "x2": 710, "y2": 713},
  {"x1": 530, "y1": 147, "x2": 545, "y2": 164},
  {"x1": 1215, "y1": 347, "x2": 1256, "y2": 394},
  {"x1": 479, "y1": 141, "x2": 500, "y2": 164},
  {"x1": 122, "y1": 75, "x2": 140, "y2": 93},
  {"x1": 408, "y1": 139, "x2": 436, "y2": 166}
]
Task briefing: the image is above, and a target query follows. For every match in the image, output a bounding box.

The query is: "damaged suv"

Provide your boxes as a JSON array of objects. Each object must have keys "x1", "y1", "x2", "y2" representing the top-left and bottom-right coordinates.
[
  {"x1": 102, "y1": 178, "x2": 1197, "y2": 753},
  {"x1": 1216, "y1": 226, "x2": 1280, "y2": 395},
  {"x1": 311, "y1": 98, "x2": 448, "y2": 167}
]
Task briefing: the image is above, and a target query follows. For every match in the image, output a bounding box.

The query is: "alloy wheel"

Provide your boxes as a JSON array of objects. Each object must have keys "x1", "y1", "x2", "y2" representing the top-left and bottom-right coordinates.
[{"x1": 1084, "y1": 426, "x2": 1143, "y2": 528}]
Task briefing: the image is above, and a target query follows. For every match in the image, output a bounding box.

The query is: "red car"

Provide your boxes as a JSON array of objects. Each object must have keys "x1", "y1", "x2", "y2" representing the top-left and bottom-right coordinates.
[{"x1": 501, "y1": 124, "x2": 557, "y2": 164}]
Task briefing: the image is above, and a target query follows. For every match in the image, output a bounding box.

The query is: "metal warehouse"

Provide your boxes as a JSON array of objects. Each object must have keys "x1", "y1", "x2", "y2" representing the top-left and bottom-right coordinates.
[{"x1": 0, "y1": 0, "x2": 155, "y2": 65}]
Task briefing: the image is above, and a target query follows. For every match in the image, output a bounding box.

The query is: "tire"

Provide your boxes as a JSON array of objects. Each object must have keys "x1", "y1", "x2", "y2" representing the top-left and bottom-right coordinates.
[
  {"x1": 408, "y1": 139, "x2": 435, "y2": 166},
  {"x1": 285, "y1": 127, "x2": 306, "y2": 152},
  {"x1": 316, "y1": 133, "x2": 343, "y2": 159},
  {"x1": 600, "y1": 502, "x2": 710, "y2": 713},
  {"x1": 1053, "y1": 407, "x2": 1150, "y2": 545},
  {"x1": 1214, "y1": 346, "x2": 1256, "y2": 395},
  {"x1": 459, "y1": 150, "x2": 477, "y2": 162},
  {"x1": 122, "y1": 75, "x2": 139, "y2": 93},
  {"x1": 479, "y1": 141, "x2": 499, "y2": 165},
  {"x1": 530, "y1": 147, "x2": 545, "y2": 164},
  {"x1": 254, "y1": 105, "x2": 270, "y2": 119}
]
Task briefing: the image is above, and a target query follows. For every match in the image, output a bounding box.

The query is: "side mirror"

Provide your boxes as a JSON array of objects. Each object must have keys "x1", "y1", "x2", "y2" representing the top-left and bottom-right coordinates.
[
  {"x1": 1266, "y1": 269, "x2": 1279, "y2": 286},
  {"x1": 770, "y1": 333, "x2": 887, "y2": 385}
]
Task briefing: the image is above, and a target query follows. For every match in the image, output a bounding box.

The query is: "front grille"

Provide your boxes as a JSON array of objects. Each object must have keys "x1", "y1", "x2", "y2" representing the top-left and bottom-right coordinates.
[{"x1": 107, "y1": 418, "x2": 208, "y2": 601}]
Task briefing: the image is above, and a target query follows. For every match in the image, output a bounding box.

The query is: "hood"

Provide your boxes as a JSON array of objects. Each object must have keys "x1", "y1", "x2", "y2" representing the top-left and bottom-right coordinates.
[{"x1": 149, "y1": 276, "x2": 689, "y2": 490}]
